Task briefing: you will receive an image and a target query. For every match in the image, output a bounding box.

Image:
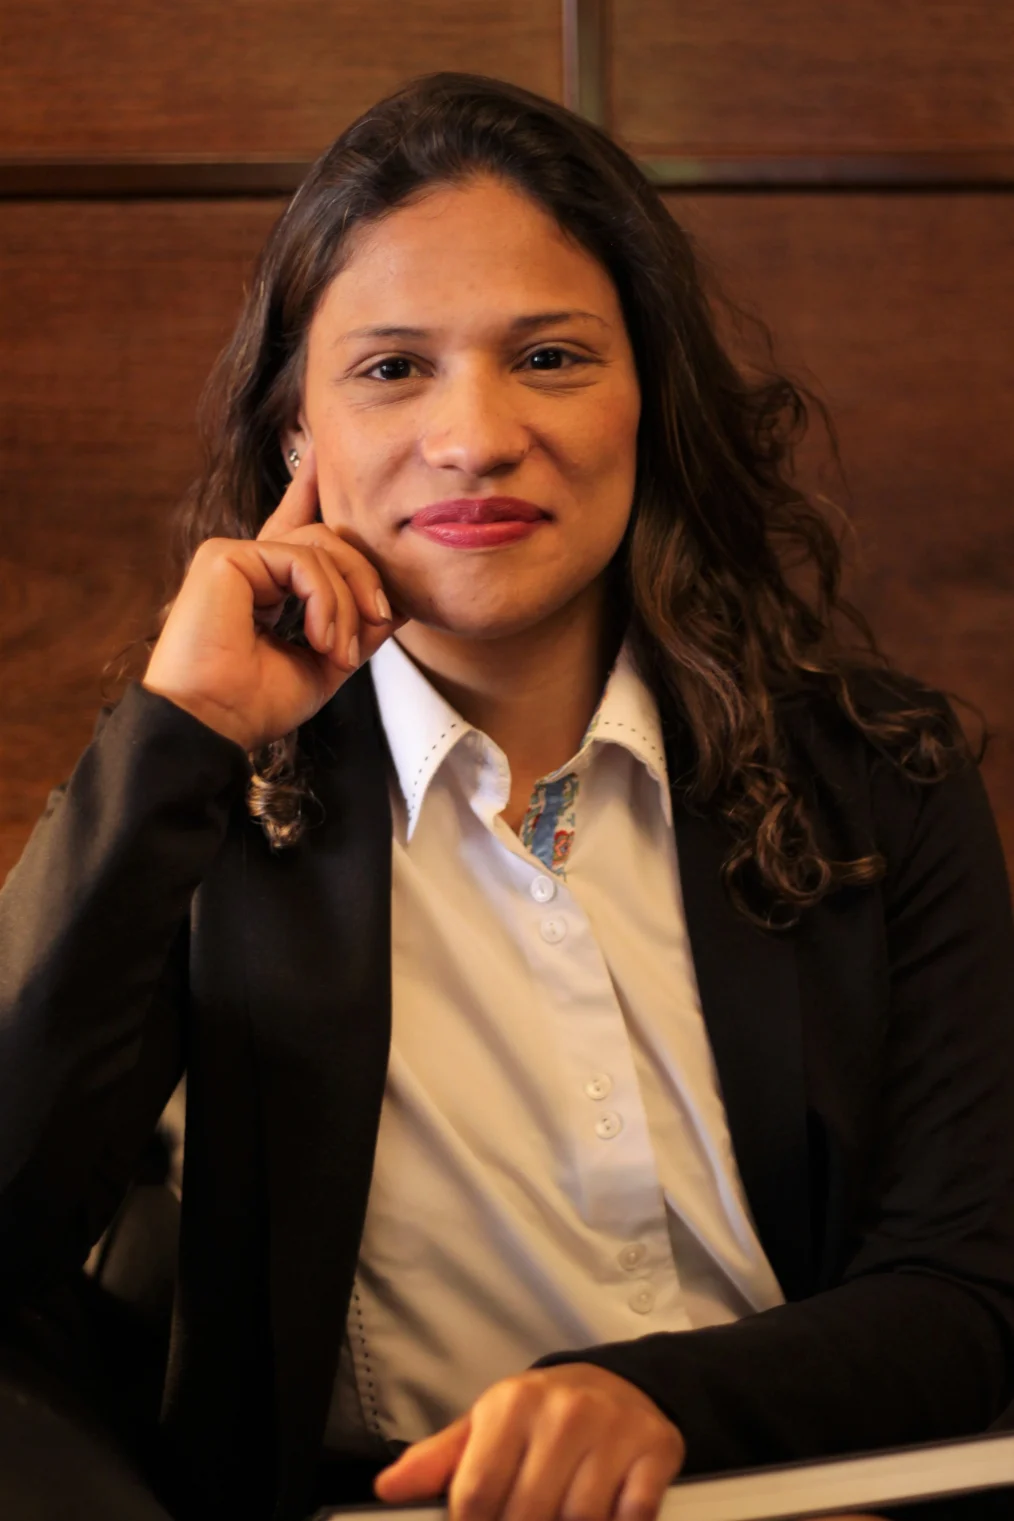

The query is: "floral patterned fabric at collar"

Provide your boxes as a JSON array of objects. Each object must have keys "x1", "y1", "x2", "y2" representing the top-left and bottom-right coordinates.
[{"x1": 519, "y1": 773, "x2": 580, "y2": 876}]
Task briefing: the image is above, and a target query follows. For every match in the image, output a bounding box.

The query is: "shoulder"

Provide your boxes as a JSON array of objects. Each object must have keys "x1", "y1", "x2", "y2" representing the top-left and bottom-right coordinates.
[
  {"x1": 774, "y1": 662, "x2": 972, "y2": 772},
  {"x1": 775, "y1": 664, "x2": 982, "y2": 876},
  {"x1": 776, "y1": 663, "x2": 962, "y2": 744}
]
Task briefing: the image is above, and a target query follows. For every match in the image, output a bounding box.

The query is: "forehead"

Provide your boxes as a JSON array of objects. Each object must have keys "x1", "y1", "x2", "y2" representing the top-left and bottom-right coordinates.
[{"x1": 315, "y1": 176, "x2": 621, "y2": 329}]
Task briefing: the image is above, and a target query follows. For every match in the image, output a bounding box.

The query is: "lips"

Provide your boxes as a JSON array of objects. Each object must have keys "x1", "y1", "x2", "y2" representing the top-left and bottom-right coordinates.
[{"x1": 408, "y1": 497, "x2": 550, "y2": 527}]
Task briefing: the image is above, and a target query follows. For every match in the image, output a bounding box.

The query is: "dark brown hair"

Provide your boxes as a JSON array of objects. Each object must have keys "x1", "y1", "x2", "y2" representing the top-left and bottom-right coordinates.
[{"x1": 168, "y1": 70, "x2": 984, "y2": 929}]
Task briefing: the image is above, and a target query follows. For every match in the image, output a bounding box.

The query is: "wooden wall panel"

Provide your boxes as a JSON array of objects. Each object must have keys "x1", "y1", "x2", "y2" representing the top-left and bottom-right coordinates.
[
  {"x1": 3, "y1": 193, "x2": 1013, "y2": 876},
  {"x1": 664, "y1": 192, "x2": 1014, "y2": 859},
  {"x1": 0, "y1": 200, "x2": 285, "y2": 877},
  {"x1": 4, "y1": 194, "x2": 1011, "y2": 880},
  {"x1": 615, "y1": 1, "x2": 1014, "y2": 155},
  {"x1": 0, "y1": 1, "x2": 561, "y2": 157}
]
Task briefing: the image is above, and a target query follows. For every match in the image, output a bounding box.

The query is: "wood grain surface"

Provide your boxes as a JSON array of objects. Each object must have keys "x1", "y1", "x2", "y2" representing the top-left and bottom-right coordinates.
[
  {"x1": 0, "y1": 199, "x2": 285, "y2": 874},
  {"x1": 613, "y1": 0, "x2": 1014, "y2": 155},
  {"x1": 2, "y1": 191, "x2": 1012, "y2": 881},
  {"x1": 0, "y1": 1, "x2": 561, "y2": 158},
  {"x1": 666, "y1": 191, "x2": 1014, "y2": 860}
]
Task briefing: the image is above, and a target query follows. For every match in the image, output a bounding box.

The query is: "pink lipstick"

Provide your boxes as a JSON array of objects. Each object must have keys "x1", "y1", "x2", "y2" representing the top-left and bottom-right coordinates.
[{"x1": 408, "y1": 497, "x2": 550, "y2": 549}]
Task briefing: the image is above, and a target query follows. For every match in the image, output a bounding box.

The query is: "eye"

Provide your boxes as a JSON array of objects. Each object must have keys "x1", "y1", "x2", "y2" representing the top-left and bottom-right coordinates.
[
  {"x1": 363, "y1": 356, "x2": 420, "y2": 382},
  {"x1": 523, "y1": 346, "x2": 584, "y2": 371}
]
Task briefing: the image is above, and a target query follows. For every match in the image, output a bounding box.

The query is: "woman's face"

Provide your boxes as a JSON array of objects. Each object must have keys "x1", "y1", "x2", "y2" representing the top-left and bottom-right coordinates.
[{"x1": 286, "y1": 174, "x2": 641, "y2": 640}]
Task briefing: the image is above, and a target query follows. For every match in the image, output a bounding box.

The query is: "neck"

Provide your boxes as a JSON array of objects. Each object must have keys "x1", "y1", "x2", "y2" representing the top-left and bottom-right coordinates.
[{"x1": 394, "y1": 578, "x2": 623, "y2": 809}]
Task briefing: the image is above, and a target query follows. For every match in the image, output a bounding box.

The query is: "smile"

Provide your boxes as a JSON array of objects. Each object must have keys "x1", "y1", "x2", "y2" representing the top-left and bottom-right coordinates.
[{"x1": 406, "y1": 496, "x2": 551, "y2": 549}]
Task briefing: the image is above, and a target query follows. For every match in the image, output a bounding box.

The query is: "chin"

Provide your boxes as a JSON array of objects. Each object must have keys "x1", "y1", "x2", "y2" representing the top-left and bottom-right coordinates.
[
  {"x1": 414, "y1": 606, "x2": 554, "y2": 643},
  {"x1": 396, "y1": 582, "x2": 583, "y2": 644}
]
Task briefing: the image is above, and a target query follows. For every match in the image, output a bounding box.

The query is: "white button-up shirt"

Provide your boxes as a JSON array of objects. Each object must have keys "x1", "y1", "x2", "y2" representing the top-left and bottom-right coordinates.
[{"x1": 325, "y1": 635, "x2": 784, "y2": 1457}]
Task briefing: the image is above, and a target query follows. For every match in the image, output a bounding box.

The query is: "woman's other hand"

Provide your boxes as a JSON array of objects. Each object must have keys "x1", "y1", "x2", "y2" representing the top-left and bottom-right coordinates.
[
  {"x1": 373, "y1": 1364, "x2": 891, "y2": 1521},
  {"x1": 143, "y1": 442, "x2": 405, "y2": 750},
  {"x1": 373, "y1": 1363, "x2": 685, "y2": 1521}
]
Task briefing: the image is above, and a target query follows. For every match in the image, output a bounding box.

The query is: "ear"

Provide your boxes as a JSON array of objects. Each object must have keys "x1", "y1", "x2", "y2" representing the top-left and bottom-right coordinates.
[{"x1": 280, "y1": 413, "x2": 313, "y2": 479}]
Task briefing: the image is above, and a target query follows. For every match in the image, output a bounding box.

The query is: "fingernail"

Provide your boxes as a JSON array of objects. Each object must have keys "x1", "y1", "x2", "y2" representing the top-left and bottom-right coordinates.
[
  {"x1": 325, "y1": 621, "x2": 335, "y2": 650},
  {"x1": 347, "y1": 635, "x2": 360, "y2": 668},
  {"x1": 375, "y1": 588, "x2": 393, "y2": 622}
]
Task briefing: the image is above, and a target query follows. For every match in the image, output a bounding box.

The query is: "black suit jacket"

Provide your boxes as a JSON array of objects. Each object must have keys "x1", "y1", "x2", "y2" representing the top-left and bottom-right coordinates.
[{"x1": 1, "y1": 668, "x2": 1014, "y2": 1521}]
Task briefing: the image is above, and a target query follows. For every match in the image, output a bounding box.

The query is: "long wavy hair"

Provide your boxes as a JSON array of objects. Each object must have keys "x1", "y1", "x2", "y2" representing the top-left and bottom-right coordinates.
[{"x1": 165, "y1": 70, "x2": 983, "y2": 930}]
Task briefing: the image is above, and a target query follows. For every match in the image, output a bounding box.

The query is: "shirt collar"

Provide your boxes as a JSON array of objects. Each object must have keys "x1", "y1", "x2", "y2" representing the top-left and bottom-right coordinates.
[
  {"x1": 368, "y1": 635, "x2": 470, "y2": 836},
  {"x1": 368, "y1": 634, "x2": 672, "y2": 839},
  {"x1": 581, "y1": 642, "x2": 672, "y2": 824}
]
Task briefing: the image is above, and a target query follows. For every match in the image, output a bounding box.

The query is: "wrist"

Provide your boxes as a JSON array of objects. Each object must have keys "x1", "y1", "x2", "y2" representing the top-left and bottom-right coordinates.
[{"x1": 140, "y1": 680, "x2": 256, "y2": 753}]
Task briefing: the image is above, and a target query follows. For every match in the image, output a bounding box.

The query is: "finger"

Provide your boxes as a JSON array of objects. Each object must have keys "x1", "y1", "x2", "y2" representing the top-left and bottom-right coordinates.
[
  {"x1": 357, "y1": 607, "x2": 411, "y2": 667},
  {"x1": 444, "y1": 1388, "x2": 540, "y2": 1521},
  {"x1": 612, "y1": 1445, "x2": 684, "y2": 1521},
  {"x1": 496, "y1": 1399, "x2": 606, "y2": 1521},
  {"x1": 374, "y1": 1416, "x2": 472, "y2": 1501},
  {"x1": 219, "y1": 542, "x2": 352, "y2": 667},
  {"x1": 304, "y1": 545, "x2": 409, "y2": 669},
  {"x1": 278, "y1": 534, "x2": 411, "y2": 665},
  {"x1": 242, "y1": 536, "x2": 405, "y2": 673},
  {"x1": 306, "y1": 546, "x2": 363, "y2": 670},
  {"x1": 266, "y1": 545, "x2": 341, "y2": 663},
  {"x1": 258, "y1": 437, "x2": 320, "y2": 540},
  {"x1": 519, "y1": 1443, "x2": 626, "y2": 1521},
  {"x1": 268, "y1": 523, "x2": 395, "y2": 628}
]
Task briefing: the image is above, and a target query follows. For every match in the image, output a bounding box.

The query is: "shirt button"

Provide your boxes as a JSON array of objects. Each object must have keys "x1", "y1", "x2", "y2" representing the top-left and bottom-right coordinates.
[
  {"x1": 629, "y1": 1285, "x2": 655, "y2": 1314},
  {"x1": 540, "y1": 917, "x2": 567, "y2": 944},
  {"x1": 583, "y1": 1074, "x2": 612, "y2": 1101},
  {"x1": 530, "y1": 874, "x2": 556, "y2": 904},
  {"x1": 618, "y1": 1243, "x2": 647, "y2": 1271},
  {"x1": 594, "y1": 1112, "x2": 623, "y2": 1140}
]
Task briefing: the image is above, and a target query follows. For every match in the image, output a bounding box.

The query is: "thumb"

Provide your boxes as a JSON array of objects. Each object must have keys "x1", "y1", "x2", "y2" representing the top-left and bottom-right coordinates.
[
  {"x1": 373, "y1": 1414, "x2": 472, "y2": 1501},
  {"x1": 258, "y1": 439, "x2": 320, "y2": 540}
]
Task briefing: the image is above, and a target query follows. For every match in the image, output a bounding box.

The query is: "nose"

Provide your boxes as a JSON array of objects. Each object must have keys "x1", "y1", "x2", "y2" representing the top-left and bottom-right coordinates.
[{"x1": 419, "y1": 366, "x2": 530, "y2": 478}]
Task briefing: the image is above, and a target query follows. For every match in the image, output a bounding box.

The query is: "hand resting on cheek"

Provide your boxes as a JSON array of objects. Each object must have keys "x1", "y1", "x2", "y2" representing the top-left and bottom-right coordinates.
[{"x1": 142, "y1": 440, "x2": 408, "y2": 752}]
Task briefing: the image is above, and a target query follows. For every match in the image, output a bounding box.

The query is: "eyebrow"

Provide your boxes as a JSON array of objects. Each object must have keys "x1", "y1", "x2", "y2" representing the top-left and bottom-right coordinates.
[{"x1": 338, "y1": 310, "x2": 611, "y2": 342}]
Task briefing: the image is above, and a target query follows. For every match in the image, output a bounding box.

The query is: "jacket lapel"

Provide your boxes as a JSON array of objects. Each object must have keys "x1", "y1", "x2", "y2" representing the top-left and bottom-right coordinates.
[
  {"x1": 242, "y1": 670, "x2": 394, "y2": 1519},
  {"x1": 664, "y1": 715, "x2": 812, "y2": 1304}
]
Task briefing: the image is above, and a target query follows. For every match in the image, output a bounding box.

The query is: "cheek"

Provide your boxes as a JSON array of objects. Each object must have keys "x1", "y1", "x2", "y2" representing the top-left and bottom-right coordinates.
[
  {"x1": 572, "y1": 386, "x2": 639, "y2": 472},
  {"x1": 313, "y1": 415, "x2": 401, "y2": 528},
  {"x1": 577, "y1": 404, "x2": 640, "y2": 529}
]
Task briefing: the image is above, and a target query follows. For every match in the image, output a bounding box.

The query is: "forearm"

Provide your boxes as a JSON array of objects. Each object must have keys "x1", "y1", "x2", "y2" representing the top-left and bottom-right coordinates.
[{"x1": 532, "y1": 1269, "x2": 1014, "y2": 1474}]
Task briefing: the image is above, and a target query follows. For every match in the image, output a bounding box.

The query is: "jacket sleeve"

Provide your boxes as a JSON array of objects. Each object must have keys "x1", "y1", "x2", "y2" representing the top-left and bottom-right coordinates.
[
  {"x1": 531, "y1": 732, "x2": 1014, "y2": 1472},
  {"x1": 0, "y1": 682, "x2": 251, "y2": 1295}
]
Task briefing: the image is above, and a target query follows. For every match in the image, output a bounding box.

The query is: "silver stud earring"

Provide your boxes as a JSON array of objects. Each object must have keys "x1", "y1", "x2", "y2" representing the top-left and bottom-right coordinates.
[{"x1": 288, "y1": 448, "x2": 300, "y2": 468}]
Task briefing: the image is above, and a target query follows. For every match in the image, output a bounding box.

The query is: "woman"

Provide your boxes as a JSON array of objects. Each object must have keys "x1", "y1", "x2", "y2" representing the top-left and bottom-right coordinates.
[{"x1": 1, "y1": 71, "x2": 1012, "y2": 1521}]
